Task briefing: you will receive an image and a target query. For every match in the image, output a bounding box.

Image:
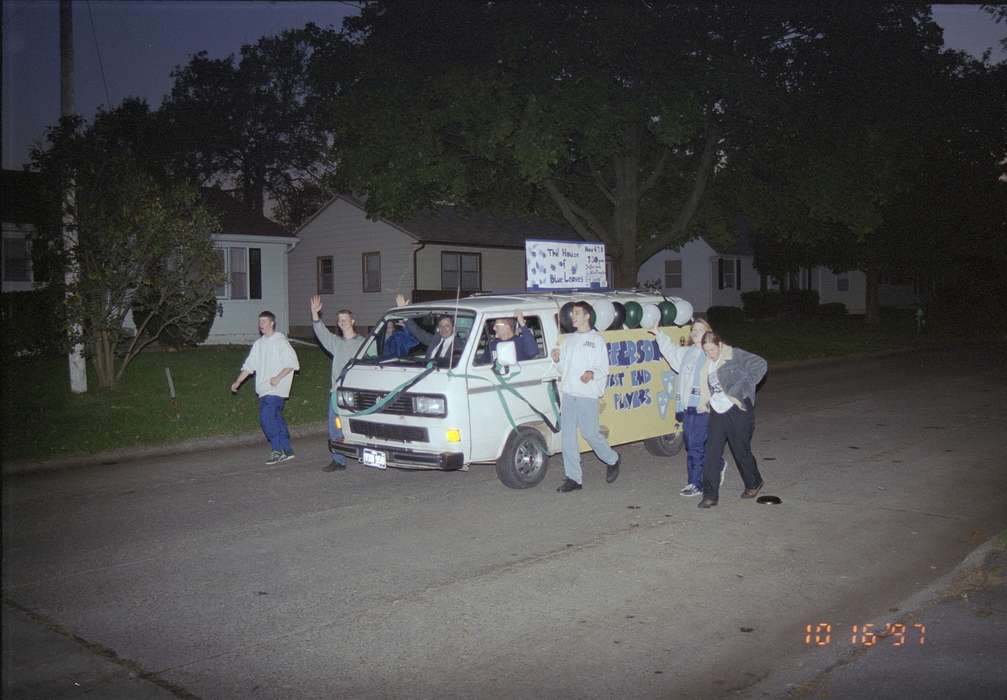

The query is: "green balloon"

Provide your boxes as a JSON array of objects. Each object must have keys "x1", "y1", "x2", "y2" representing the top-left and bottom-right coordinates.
[
  {"x1": 658, "y1": 300, "x2": 677, "y2": 326},
  {"x1": 623, "y1": 301, "x2": 643, "y2": 328}
]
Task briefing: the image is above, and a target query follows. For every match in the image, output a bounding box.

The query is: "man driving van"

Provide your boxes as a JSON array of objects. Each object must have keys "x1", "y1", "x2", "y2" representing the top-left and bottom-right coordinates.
[{"x1": 395, "y1": 293, "x2": 457, "y2": 362}]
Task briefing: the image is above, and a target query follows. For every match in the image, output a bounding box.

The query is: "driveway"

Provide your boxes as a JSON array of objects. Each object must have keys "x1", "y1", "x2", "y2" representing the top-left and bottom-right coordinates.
[{"x1": 3, "y1": 348, "x2": 1006, "y2": 698}]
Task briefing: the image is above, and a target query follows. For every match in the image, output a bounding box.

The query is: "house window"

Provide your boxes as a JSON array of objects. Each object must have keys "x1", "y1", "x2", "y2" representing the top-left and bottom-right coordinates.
[
  {"x1": 362, "y1": 252, "x2": 381, "y2": 292},
  {"x1": 317, "y1": 256, "x2": 334, "y2": 294},
  {"x1": 718, "y1": 258, "x2": 740, "y2": 290},
  {"x1": 215, "y1": 246, "x2": 261, "y2": 300},
  {"x1": 664, "y1": 259, "x2": 682, "y2": 289},
  {"x1": 2, "y1": 231, "x2": 32, "y2": 283},
  {"x1": 836, "y1": 274, "x2": 850, "y2": 293},
  {"x1": 441, "y1": 251, "x2": 481, "y2": 291}
]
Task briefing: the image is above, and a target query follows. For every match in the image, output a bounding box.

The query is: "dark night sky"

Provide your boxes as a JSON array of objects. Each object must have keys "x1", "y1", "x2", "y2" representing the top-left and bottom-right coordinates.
[{"x1": 3, "y1": 1, "x2": 1004, "y2": 171}]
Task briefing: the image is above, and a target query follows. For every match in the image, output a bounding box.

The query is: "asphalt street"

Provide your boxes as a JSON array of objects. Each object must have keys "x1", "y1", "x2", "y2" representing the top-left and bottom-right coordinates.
[{"x1": 3, "y1": 348, "x2": 1006, "y2": 699}]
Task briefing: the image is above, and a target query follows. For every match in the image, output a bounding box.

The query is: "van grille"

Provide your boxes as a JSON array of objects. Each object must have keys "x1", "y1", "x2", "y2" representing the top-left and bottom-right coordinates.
[
  {"x1": 349, "y1": 419, "x2": 429, "y2": 443},
  {"x1": 352, "y1": 390, "x2": 413, "y2": 415}
]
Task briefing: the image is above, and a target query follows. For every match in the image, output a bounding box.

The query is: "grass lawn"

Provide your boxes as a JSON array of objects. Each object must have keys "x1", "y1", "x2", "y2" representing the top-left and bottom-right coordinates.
[
  {"x1": 1, "y1": 316, "x2": 939, "y2": 463},
  {"x1": 2, "y1": 343, "x2": 332, "y2": 463},
  {"x1": 713, "y1": 315, "x2": 932, "y2": 363}
]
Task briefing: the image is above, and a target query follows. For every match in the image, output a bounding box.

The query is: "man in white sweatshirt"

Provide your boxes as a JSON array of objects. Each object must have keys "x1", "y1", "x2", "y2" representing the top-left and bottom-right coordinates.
[
  {"x1": 231, "y1": 311, "x2": 300, "y2": 465},
  {"x1": 551, "y1": 301, "x2": 620, "y2": 492}
]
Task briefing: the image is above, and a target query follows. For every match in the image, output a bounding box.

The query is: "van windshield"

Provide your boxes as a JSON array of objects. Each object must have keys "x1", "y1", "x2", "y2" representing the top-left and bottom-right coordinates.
[{"x1": 356, "y1": 309, "x2": 477, "y2": 369}]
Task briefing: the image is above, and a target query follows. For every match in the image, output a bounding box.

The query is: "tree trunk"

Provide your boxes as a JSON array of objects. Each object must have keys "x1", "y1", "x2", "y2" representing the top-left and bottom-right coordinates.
[
  {"x1": 93, "y1": 330, "x2": 116, "y2": 388},
  {"x1": 864, "y1": 265, "x2": 881, "y2": 325},
  {"x1": 612, "y1": 150, "x2": 640, "y2": 288}
]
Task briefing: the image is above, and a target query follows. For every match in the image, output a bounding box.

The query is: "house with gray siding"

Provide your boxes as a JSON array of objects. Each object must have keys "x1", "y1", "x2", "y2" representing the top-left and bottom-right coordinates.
[{"x1": 287, "y1": 195, "x2": 594, "y2": 335}]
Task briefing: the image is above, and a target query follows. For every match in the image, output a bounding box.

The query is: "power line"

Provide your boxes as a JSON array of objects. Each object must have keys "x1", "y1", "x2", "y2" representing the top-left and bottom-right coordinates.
[{"x1": 85, "y1": 0, "x2": 112, "y2": 108}]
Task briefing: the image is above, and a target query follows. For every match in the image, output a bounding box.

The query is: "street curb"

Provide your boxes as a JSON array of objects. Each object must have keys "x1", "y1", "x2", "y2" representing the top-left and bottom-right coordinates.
[
  {"x1": 2, "y1": 345, "x2": 947, "y2": 477},
  {"x1": 742, "y1": 529, "x2": 1007, "y2": 699},
  {"x1": 1, "y1": 422, "x2": 329, "y2": 477}
]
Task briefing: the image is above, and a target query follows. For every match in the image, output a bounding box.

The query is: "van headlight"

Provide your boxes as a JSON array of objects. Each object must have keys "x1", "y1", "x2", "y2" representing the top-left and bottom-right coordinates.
[
  {"x1": 337, "y1": 389, "x2": 356, "y2": 409},
  {"x1": 412, "y1": 395, "x2": 446, "y2": 416}
]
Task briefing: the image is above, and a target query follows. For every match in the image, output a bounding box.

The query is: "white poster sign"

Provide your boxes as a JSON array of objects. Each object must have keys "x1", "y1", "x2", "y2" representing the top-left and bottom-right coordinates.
[{"x1": 525, "y1": 240, "x2": 608, "y2": 290}]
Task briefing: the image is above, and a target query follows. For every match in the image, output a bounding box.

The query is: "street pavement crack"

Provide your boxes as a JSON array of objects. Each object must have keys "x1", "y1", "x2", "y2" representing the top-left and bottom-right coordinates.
[{"x1": 2, "y1": 597, "x2": 202, "y2": 700}]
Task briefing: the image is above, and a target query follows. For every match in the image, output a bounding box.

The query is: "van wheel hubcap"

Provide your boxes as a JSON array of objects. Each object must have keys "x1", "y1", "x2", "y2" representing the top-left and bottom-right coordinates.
[{"x1": 514, "y1": 439, "x2": 545, "y2": 477}]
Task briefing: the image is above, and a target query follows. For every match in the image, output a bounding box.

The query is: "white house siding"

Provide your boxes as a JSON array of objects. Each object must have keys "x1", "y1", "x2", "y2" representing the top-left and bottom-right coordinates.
[
  {"x1": 637, "y1": 239, "x2": 760, "y2": 312},
  {"x1": 287, "y1": 198, "x2": 415, "y2": 332},
  {"x1": 415, "y1": 244, "x2": 528, "y2": 295},
  {"x1": 207, "y1": 234, "x2": 293, "y2": 344}
]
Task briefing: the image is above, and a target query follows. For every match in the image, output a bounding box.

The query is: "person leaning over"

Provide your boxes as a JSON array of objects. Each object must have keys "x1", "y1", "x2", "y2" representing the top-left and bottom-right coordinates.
[
  {"x1": 551, "y1": 301, "x2": 621, "y2": 493},
  {"x1": 231, "y1": 310, "x2": 300, "y2": 465},
  {"x1": 651, "y1": 317, "x2": 725, "y2": 497},
  {"x1": 696, "y1": 331, "x2": 768, "y2": 509},
  {"x1": 310, "y1": 295, "x2": 366, "y2": 472},
  {"x1": 395, "y1": 293, "x2": 456, "y2": 362},
  {"x1": 480, "y1": 310, "x2": 539, "y2": 364}
]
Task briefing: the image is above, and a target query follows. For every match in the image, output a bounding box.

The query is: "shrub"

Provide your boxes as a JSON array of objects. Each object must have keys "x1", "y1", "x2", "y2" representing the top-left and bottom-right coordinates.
[
  {"x1": 0, "y1": 287, "x2": 66, "y2": 358},
  {"x1": 817, "y1": 302, "x2": 848, "y2": 318},
  {"x1": 741, "y1": 290, "x2": 783, "y2": 319},
  {"x1": 706, "y1": 305, "x2": 745, "y2": 325},
  {"x1": 131, "y1": 296, "x2": 218, "y2": 350},
  {"x1": 781, "y1": 289, "x2": 820, "y2": 318}
]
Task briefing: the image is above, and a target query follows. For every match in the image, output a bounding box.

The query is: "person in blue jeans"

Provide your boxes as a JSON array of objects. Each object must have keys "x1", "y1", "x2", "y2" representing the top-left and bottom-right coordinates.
[
  {"x1": 651, "y1": 318, "x2": 724, "y2": 497},
  {"x1": 231, "y1": 311, "x2": 300, "y2": 465},
  {"x1": 311, "y1": 295, "x2": 366, "y2": 472}
]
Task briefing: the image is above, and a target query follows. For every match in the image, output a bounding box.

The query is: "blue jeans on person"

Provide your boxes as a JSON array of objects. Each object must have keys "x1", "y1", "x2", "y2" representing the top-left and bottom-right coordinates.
[
  {"x1": 680, "y1": 407, "x2": 710, "y2": 489},
  {"x1": 259, "y1": 395, "x2": 292, "y2": 453},
  {"x1": 561, "y1": 393, "x2": 619, "y2": 484},
  {"x1": 327, "y1": 392, "x2": 346, "y2": 465}
]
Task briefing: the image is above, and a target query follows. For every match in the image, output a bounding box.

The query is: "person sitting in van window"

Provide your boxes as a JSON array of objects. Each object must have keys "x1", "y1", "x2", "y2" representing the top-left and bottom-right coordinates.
[
  {"x1": 551, "y1": 301, "x2": 621, "y2": 493},
  {"x1": 480, "y1": 311, "x2": 538, "y2": 364},
  {"x1": 395, "y1": 293, "x2": 456, "y2": 362},
  {"x1": 380, "y1": 320, "x2": 419, "y2": 358}
]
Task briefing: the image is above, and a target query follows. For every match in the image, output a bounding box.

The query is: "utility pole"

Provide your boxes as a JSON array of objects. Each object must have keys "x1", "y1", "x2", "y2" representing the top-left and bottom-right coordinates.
[{"x1": 61, "y1": 0, "x2": 87, "y2": 393}]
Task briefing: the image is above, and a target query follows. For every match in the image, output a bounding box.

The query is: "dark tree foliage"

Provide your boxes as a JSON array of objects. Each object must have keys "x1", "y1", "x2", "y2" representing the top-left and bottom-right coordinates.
[
  {"x1": 307, "y1": 1, "x2": 813, "y2": 285},
  {"x1": 161, "y1": 29, "x2": 329, "y2": 218}
]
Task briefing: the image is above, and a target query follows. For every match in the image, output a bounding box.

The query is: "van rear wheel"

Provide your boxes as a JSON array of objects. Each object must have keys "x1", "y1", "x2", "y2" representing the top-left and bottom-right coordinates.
[
  {"x1": 644, "y1": 430, "x2": 684, "y2": 457},
  {"x1": 496, "y1": 427, "x2": 549, "y2": 489}
]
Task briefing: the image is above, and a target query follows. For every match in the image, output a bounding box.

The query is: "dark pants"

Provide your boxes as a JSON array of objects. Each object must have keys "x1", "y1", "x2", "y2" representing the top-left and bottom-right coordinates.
[
  {"x1": 327, "y1": 392, "x2": 345, "y2": 465},
  {"x1": 702, "y1": 399, "x2": 762, "y2": 501}
]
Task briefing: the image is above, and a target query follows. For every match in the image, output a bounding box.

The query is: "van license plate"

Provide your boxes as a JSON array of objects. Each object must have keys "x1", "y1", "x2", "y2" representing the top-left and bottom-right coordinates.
[{"x1": 362, "y1": 448, "x2": 387, "y2": 469}]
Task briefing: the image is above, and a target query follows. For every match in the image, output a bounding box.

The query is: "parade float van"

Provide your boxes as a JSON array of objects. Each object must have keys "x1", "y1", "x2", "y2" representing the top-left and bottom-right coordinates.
[{"x1": 329, "y1": 291, "x2": 694, "y2": 489}]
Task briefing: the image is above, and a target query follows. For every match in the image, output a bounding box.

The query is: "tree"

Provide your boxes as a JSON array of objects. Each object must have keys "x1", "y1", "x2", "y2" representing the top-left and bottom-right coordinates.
[
  {"x1": 727, "y1": 4, "x2": 996, "y2": 323},
  {"x1": 31, "y1": 108, "x2": 222, "y2": 389},
  {"x1": 307, "y1": 1, "x2": 809, "y2": 285},
  {"x1": 161, "y1": 29, "x2": 329, "y2": 218}
]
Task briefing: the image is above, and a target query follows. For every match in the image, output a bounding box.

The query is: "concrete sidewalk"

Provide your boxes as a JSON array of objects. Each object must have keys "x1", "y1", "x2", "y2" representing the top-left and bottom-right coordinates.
[{"x1": 744, "y1": 533, "x2": 1007, "y2": 699}]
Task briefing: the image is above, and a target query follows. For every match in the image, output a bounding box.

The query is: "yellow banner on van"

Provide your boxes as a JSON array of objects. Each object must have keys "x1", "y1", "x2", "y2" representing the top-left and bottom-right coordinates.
[{"x1": 576, "y1": 326, "x2": 691, "y2": 451}]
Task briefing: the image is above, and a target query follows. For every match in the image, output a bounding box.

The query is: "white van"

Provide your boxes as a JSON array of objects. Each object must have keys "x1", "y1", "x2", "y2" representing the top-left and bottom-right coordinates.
[{"x1": 330, "y1": 291, "x2": 692, "y2": 488}]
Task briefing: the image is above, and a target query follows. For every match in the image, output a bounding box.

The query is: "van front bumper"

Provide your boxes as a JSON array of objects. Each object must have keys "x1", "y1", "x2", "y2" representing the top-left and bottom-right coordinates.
[{"x1": 329, "y1": 440, "x2": 465, "y2": 471}]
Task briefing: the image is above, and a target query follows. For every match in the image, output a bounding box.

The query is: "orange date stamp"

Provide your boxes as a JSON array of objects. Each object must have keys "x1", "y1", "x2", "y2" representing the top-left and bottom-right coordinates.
[{"x1": 804, "y1": 622, "x2": 926, "y2": 647}]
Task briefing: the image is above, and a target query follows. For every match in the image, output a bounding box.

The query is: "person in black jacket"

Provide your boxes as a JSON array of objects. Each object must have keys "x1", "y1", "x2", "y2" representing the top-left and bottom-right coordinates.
[{"x1": 696, "y1": 331, "x2": 768, "y2": 509}]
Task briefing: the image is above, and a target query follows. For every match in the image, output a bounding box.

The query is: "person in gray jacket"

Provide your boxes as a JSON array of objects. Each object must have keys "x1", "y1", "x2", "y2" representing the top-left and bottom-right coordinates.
[
  {"x1": 310, "y1": 295, "x2": 366, "y2": 472},
  {"x1": 696, "y1": 331, "x2": 769, "y2": 509}
]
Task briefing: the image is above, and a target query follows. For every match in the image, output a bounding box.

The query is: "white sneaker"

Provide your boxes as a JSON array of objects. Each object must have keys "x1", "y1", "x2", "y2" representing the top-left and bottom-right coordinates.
[
  {"x1": 680, "y1": 484, "x2": 702, "y2": 497},
  {"x1": 720, "y1": 458, "x2": 728, "y2": 486}
]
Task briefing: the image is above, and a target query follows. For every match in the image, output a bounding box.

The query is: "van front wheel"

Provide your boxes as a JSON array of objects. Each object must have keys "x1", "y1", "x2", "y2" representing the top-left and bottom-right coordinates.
[
  {"x1": 644, "y1": 430, "x2": 684, "y2": 457},
  {"x1": 496, "y1": 428, "x2": 549, "y2": 489}
]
